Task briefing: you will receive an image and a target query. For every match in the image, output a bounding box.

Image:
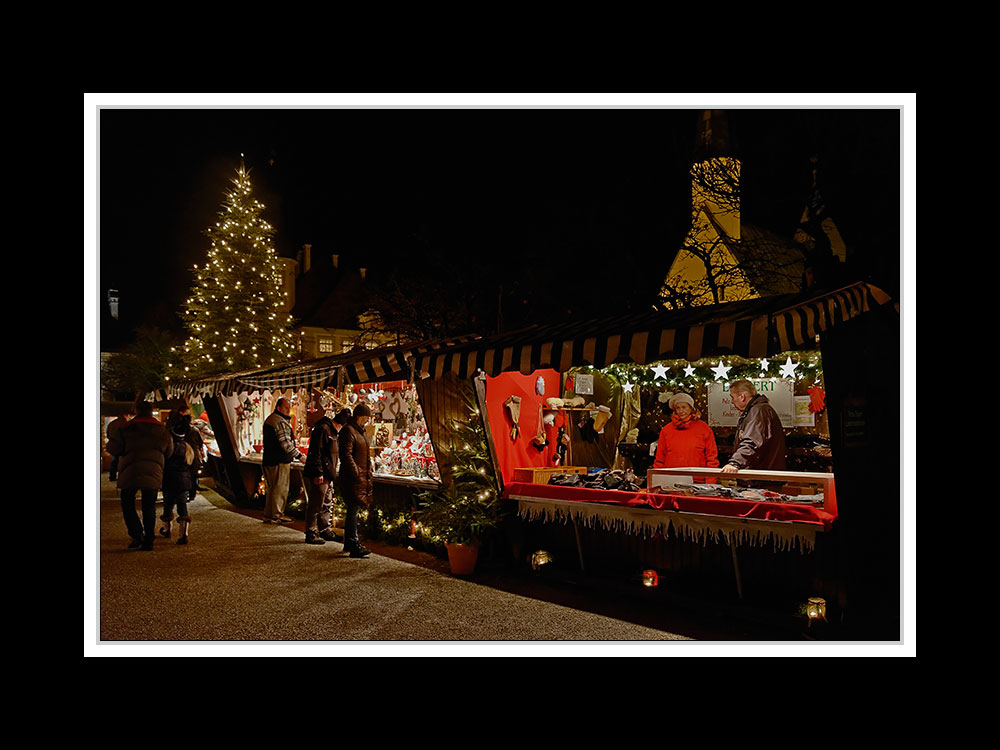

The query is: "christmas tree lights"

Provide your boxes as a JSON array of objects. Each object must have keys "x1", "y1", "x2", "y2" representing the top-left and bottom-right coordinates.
[{"x1": 169, "y1": 159, "x2": 297, "y2": 379}]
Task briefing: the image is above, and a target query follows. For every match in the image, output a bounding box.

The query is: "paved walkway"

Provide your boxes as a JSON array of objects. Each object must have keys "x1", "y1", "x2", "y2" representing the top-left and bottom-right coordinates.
[{"x1": 91, "y1": 473, "x2": 700, "y2": 651}]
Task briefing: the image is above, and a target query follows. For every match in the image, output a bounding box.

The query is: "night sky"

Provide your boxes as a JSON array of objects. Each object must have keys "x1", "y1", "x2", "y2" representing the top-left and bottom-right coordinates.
[{"x1": 96, "y1": 104, "x2": 902, "y2": 351}]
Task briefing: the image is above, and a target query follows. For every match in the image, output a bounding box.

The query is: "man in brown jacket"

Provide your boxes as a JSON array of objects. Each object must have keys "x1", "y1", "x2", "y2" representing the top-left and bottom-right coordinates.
[
  {"x1": 107, "y1": 400, "x2": 172, "y2": 550},
  {"x1": 721, "y1": 379, "x2": 787, "y2": 473},
  {"x1": 338, "y1": 402, "x2": 374, "y2": 558}
]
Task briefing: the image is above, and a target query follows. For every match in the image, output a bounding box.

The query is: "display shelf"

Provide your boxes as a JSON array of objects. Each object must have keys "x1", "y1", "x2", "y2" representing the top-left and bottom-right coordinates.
[{"x1": 646, "y1": 466, "x2": 836, "y2": 514}]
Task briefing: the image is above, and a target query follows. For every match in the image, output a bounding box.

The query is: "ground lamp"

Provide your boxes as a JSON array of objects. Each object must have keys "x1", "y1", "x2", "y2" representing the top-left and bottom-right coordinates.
[
  {"x1": 642, "y1": 570, "x2": 659, "y2": 587},
  {"x1": 531, "y1": 550, "x2": 553, "y2": 571},
  {"x1": 806, "y1": 597, "x2": 827, "y2": 627}
]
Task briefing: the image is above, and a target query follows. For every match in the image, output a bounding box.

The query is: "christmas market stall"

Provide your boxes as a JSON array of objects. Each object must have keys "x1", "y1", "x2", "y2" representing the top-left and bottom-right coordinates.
[
  {"x1": 153, "y1": 336, "x2": 480, "y2": 537},
  {"x1": 409, "y1": 282, "x2": 899, "y2": 635}
]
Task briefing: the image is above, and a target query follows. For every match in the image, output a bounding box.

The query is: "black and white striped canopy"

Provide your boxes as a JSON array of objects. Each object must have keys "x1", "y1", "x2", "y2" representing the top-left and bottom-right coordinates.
[
  {"x1": 412, "y1": 282, "x2": 892, "y2": 379},
  {"x1": 153, "y1": 283, "x2": 891, "y2": 399},
  {"x1": 154, "y1": 335, "x2": 480, "y2": 401}
]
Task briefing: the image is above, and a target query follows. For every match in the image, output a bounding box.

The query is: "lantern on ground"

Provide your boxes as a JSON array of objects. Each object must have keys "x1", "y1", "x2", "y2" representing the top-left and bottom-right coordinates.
[
  {"x1": 806, "y1": 597, "x2": 827, "y2": 626},
  {"x1": 531, "y1": 550, "x2": 553, "y2": 570},
  {"x1": 642, "y1": 570, "x2": 659, "y2": 587}
]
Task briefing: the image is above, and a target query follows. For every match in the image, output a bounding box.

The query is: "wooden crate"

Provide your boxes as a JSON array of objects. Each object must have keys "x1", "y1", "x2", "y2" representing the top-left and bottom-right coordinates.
[{"x1": 513, "y1": 466, "x2": 589, "y2": 484}]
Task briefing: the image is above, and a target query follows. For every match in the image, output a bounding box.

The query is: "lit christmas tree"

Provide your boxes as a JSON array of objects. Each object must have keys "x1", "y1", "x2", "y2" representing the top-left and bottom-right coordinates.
[{"x1": 169, "y1": 159, "x2": 297, "y2": 379}]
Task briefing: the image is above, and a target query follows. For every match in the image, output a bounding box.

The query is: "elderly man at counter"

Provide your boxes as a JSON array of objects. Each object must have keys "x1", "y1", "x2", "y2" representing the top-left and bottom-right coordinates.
[{"x1": 721, "y1": 378, "x2": 787, "y2": 473}]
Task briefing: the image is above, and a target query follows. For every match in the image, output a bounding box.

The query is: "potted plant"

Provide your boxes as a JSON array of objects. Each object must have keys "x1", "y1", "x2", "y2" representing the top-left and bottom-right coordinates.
[
  {"x1": 416, "y1": 386, "x2": 504, "y2": 575},
  {"x1": 416, "y1": 484, "x2": 503, "y2": 574}
]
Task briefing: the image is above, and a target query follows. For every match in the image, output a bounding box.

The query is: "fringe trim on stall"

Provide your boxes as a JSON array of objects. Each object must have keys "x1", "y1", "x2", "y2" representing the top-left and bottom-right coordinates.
[{"x1": 515, "y1": 497, "x2": 817, "y2": 553}]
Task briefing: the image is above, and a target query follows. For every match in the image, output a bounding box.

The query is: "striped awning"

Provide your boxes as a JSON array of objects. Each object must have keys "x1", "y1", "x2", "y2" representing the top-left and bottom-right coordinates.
[
  {"x1": 153, "y1": 334, "x2": 481, "y2": 401},
  {"x1": 771, "y1": 282, "x2": 893, "y2": 354},
  {"x1": 412, "y1": 282, "x2": 893, "y2": 379}
]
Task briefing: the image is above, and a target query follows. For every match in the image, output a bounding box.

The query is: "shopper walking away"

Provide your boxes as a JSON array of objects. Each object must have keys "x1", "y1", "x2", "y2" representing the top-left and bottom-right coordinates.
[
  {"x1": 303, "y1": 408, "x2": 351, "y2": 544},
  {"x1": 338, "y1": 403, "x2": 374, "y2": 558},
  {"x1": 106, "y1": 400, "x2": 171, "y2": 550},
  {"x1": 160, "y1": 421, "x2": 195, "y2": 544},
  {"x1": 106, "y1": 410, "x2": 132, "y2": 481},
  {"x1": 167, "y1": 406, "x2": 205, "y2": 505},
  {"x1": 262, "y1": 397, "x2": 299, "y2": 523}
]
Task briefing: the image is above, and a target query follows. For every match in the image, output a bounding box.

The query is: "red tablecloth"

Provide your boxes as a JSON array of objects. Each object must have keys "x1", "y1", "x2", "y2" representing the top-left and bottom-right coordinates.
[{"x1": 503, "y1": 482, "x2": 836, "y2": 530}]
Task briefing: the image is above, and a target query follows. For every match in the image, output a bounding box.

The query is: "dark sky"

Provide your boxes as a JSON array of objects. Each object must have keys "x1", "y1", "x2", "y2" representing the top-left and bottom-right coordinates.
[{"x1": 97, "y1": 106, "x2": 901, "y2": 350}]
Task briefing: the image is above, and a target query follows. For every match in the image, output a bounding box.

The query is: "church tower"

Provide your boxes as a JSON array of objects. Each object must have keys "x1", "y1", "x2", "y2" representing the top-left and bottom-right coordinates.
[{"x1": 660, "y1": 110, "x2": 749, "y2": 307}]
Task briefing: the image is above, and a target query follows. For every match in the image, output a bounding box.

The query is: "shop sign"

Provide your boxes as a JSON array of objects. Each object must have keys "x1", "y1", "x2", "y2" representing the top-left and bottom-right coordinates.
[
  {"x1": 574, "y1": 373, "x2": 594, "y2": 395},
  {"x1": 707, "y1": 379, "x2": 796, "y2": 427}
]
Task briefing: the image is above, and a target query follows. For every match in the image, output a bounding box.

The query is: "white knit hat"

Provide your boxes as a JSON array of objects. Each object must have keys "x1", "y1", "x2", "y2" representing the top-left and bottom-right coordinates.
[{"x1": 668, "y1": 392, "x2": 695, "y2": 410}]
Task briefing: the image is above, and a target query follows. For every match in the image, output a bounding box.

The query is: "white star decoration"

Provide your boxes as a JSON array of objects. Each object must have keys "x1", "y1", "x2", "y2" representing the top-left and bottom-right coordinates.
[
  {"x1": 651, "y1": 364, "x2": 669, "y2": 380},
  {"x1": 759, "y1": 358, "x2": 770, "y2": 374},
  {"x1": 622, "y1": 382, "x2": 634, "y2": 393},
  {"x1": 778, "y1": 356, "x2": 800, "y2": 380},
  {"x1": 683, "y1": 364, "x2": 696, "y2": 377},
  {"x1": 711, "y1": 361, "x2": 732, "y2": 380}
]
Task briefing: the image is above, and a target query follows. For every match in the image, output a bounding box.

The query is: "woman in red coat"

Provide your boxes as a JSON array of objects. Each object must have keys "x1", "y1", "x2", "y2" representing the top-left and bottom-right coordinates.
[{"x1": 652, "y1": 393, "x2": 719, "y2": 469}]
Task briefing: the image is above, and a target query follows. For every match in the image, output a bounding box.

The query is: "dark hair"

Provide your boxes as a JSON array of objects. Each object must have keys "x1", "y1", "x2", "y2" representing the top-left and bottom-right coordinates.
[
  {"x1": 135, "y1": 401, "x2": 154, "y2": 418},
  {"x1": 352, "y1": 402, "x2": 372, "y2": 418},
  {"x1": 333, "y1": 408, "x2": 352, "y2": 425}
]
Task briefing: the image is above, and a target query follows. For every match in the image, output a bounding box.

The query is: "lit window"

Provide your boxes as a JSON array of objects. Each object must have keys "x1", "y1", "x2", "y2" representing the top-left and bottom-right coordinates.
[{"x1": 319, "y1": 338, "x2": 334, "y2": 353}]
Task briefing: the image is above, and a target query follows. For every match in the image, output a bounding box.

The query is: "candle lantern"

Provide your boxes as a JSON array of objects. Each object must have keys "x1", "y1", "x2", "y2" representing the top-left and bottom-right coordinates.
[
  {"x1": 531, "y1": 550, "x2": 553, "y2": 570},
  {"x1": 642, "y1": 570, "x2": 659, "y2": 587},
  {"x1": 806, "y1": 597, "x2": 827, "y2": 626}
]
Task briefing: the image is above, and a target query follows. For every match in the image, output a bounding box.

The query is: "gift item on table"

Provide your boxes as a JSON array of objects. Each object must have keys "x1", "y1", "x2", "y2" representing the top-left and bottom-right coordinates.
[{"x1": 536, "y1": 376, "x2": 546, "y2": 396}]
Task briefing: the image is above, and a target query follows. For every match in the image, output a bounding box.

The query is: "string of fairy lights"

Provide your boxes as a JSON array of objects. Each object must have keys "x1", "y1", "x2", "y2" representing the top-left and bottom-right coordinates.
[{"x1": 167, "y1": 159, "x2": 297, "y2": 380}]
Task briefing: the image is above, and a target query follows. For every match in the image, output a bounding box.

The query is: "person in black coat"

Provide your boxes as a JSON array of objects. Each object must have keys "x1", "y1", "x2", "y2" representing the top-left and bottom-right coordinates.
[
  {"x1": 338, "y1": 403, "x2": 374, "y2": 557},
  {"x1": 160, "y1": 423, "x2": 194, "y2": 545},
  {"x1": 302, "y1": 408, "x2": 351, "y2": 544}
]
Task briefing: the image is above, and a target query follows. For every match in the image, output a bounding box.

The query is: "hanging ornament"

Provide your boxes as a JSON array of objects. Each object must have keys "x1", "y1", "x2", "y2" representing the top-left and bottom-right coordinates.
[
  {"x1": 711, "y1": 361, "x2": 732, "y2": 380},
  {"x1": 651, "y1": 364, "x2": 669, "y2": 380},
  {"x1": 622, "y1": 382, "x2": 634, "y2": 393},
  {"x1": 779, "y1": 356, "x2": 800, "y2": 380}
]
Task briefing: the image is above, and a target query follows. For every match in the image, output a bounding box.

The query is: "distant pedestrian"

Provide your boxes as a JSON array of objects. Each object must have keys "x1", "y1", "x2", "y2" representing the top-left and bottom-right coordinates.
[
  {"x1": 262, "y1": 397, "x2": 299, "y2": 523},
  {"x1": 721, "y1": 379, "x2": 787, "y2": 472},
  {"x1": 106, "y1": 410, "x2": 132, "y2": 481},
  {"x1": 107, "y1": 400, "x2": 172, "y2": 550},
  {"x1": 303, "y1": 408, "x2": 351, "y2": 544},
  {"x1": 160, "y1": 421, "x2": 195, "y2": 544},
  {"x1": 338, "y1": 402, "x2": 374, "y2": 558}
]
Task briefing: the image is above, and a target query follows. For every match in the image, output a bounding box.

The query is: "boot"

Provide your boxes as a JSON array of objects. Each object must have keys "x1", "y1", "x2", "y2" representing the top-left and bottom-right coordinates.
[
  {"x1": 159, "y1": 514, "x2": 172, "y2": 538},
  {"x1": 176, "y1": 517, "x2": 190, "y2": 545}
]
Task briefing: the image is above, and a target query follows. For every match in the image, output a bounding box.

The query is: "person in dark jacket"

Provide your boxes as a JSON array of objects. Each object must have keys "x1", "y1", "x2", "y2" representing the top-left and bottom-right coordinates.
[
  {"x1": 338, "y1": 403, "x2": 374, "y2": 558},
  {"x1": 261, "y1": 397, "x2": 300, "y2": 523},
  {"x1": 303, "y1": 408, "x2": 351, "y2": 544},
  {"x1": 166, "y1": 406, "x2": 205, "y2": 503},
  {"x1": 160, "y1": 422, "x2": 194, "y2": 544},
  {"x1": 721, "y1": 379, "x2": 787, "y2": 472},
  {"x1": 107, "y1": 400, "x2": 172, "y2": 550},
  {"x1": 106, "y1": 411, "x2": 132, "y2": 481}
]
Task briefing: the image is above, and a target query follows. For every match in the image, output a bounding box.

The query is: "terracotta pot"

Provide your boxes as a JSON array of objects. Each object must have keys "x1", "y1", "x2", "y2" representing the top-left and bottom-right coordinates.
[{"x1": 445, "y1": 542, "x2": 479, "y2": 575}]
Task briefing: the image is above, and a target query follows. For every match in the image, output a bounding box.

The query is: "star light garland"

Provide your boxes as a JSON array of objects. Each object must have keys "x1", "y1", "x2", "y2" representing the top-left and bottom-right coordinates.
[{"x1": 602, "y1": 350, "x2": 823, "y2": 391}]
